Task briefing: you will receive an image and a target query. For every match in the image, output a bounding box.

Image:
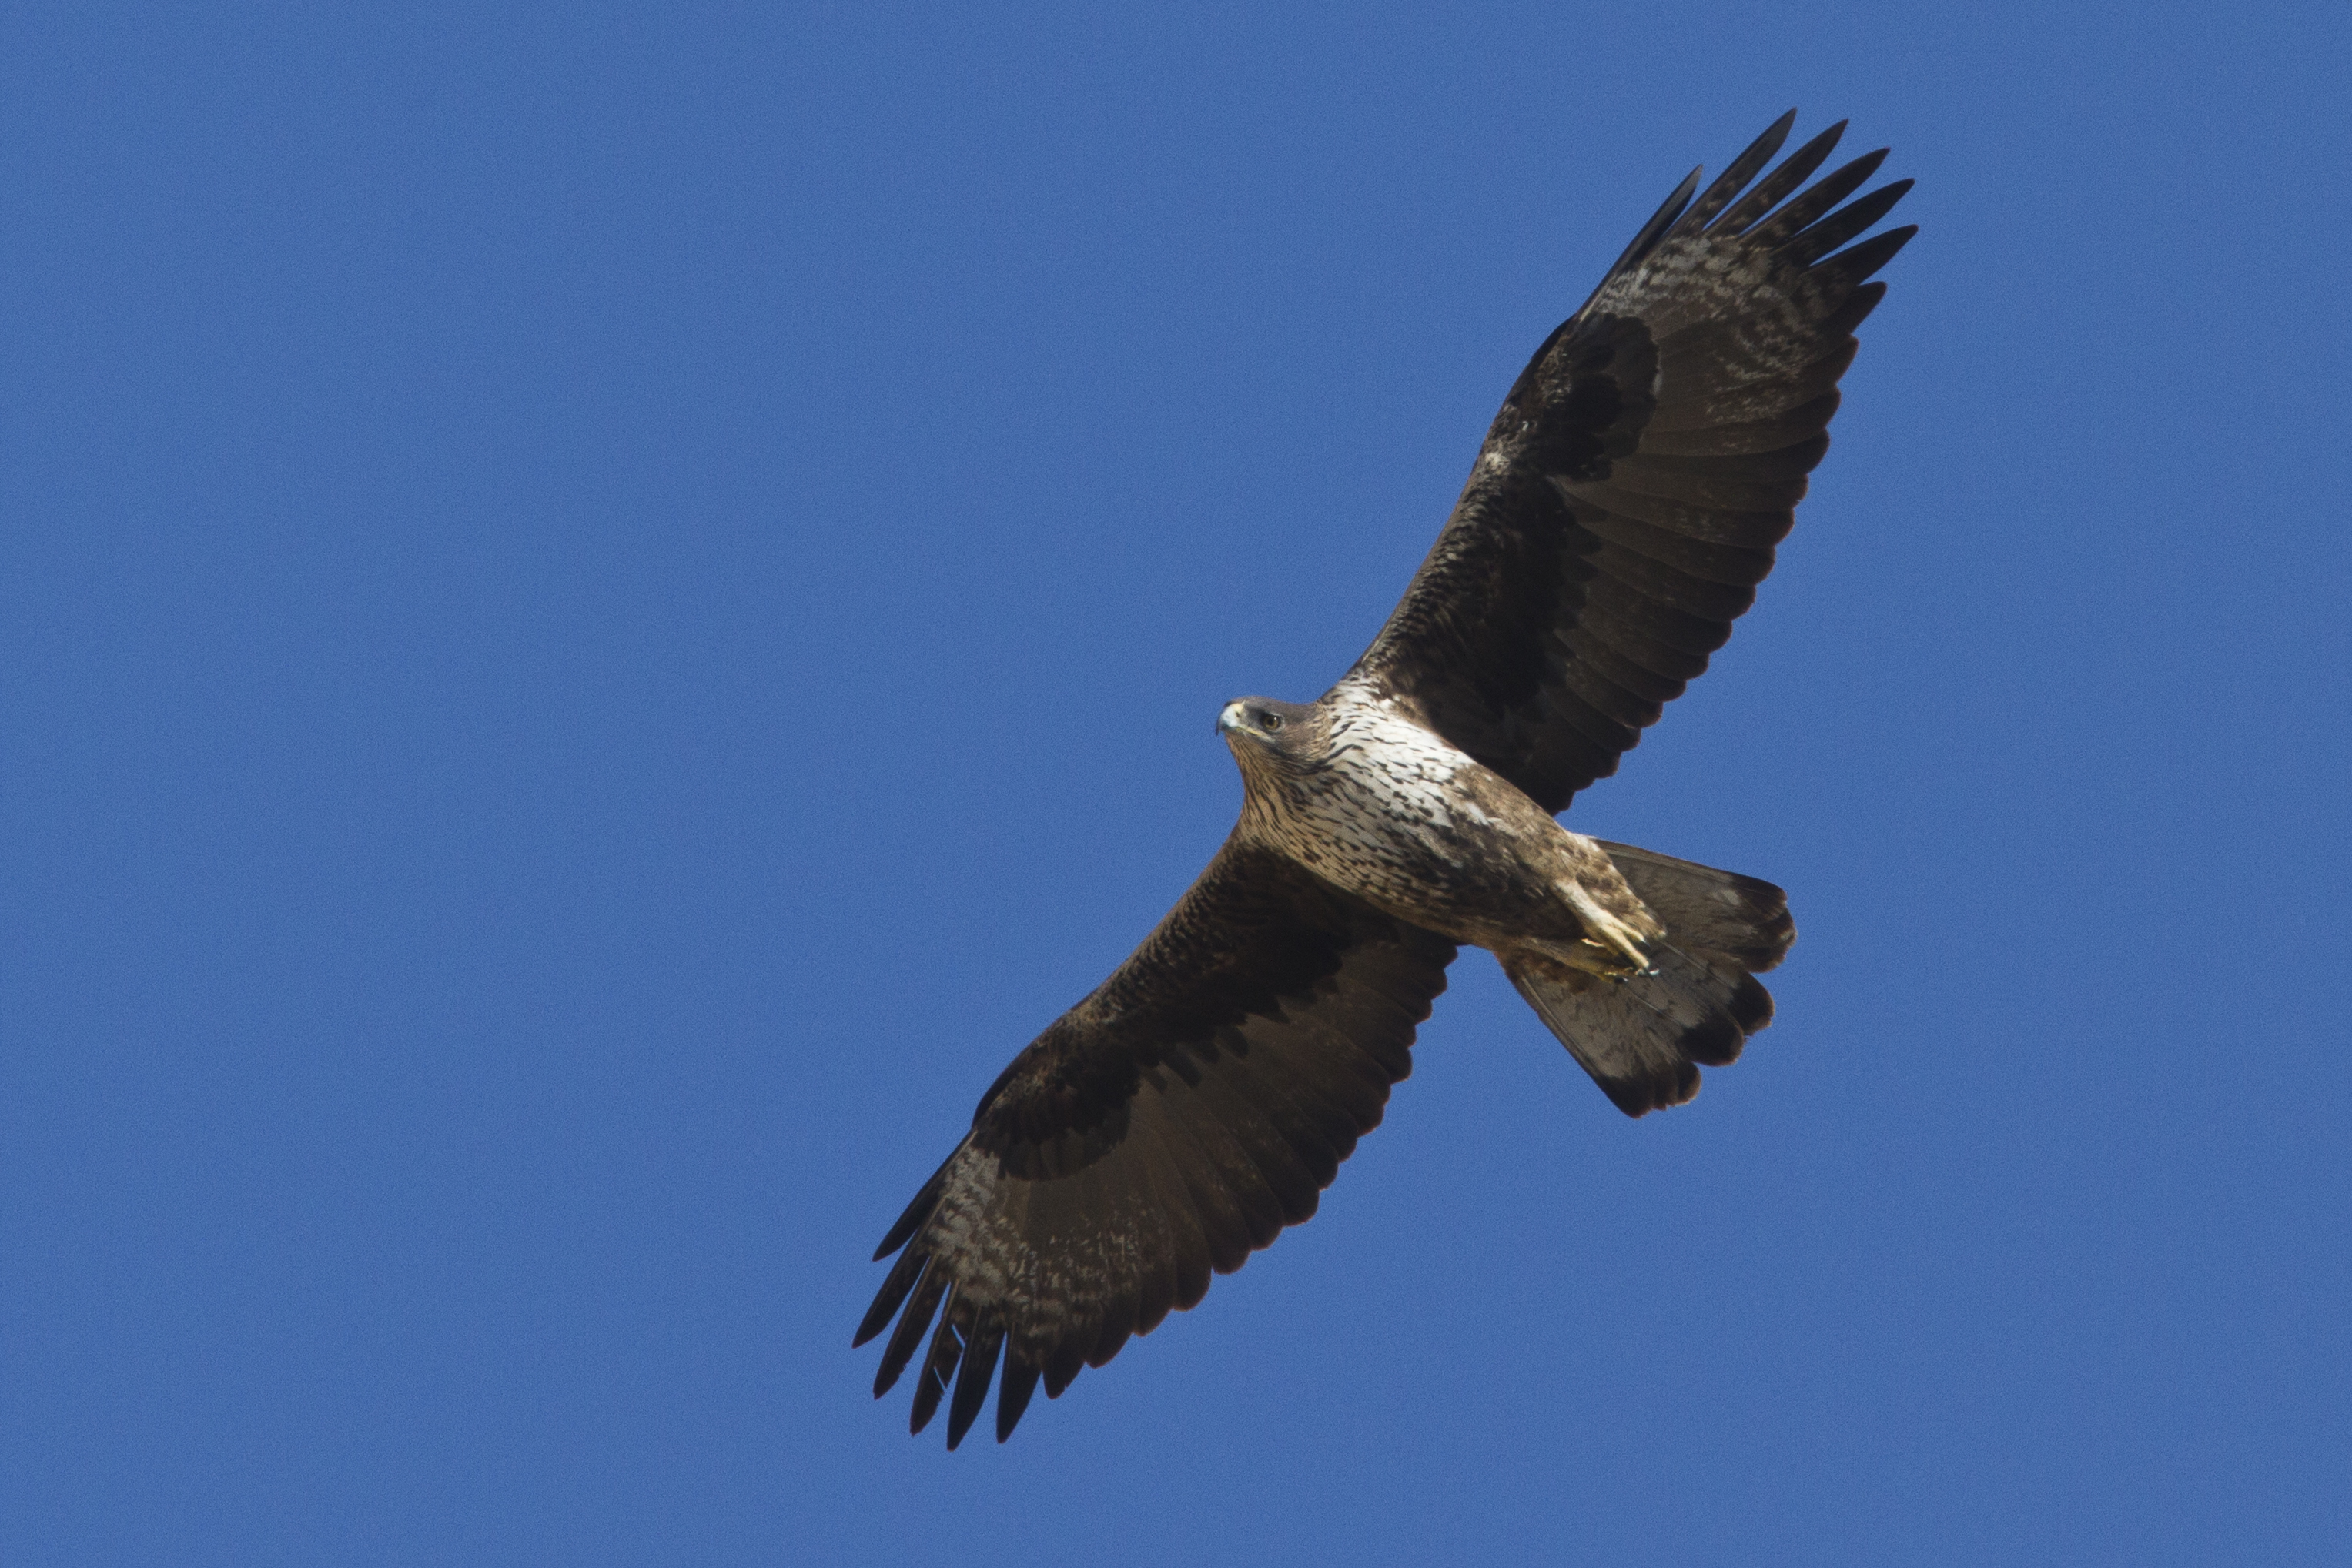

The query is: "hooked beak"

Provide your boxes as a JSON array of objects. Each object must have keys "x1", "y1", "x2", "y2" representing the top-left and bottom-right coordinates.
[{"x1": 1216, "y1": 700, "x2": 1248, "y2": 737}]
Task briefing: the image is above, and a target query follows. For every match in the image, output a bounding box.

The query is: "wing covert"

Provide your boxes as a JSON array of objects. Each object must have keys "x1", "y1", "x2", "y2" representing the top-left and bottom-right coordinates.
[
  {"x1": 855, "y1": 839, "x2": 1456, "y2": 1446},
  {"x1": 1352, "y1": 112, "x2": 1915, "y2": 813}
]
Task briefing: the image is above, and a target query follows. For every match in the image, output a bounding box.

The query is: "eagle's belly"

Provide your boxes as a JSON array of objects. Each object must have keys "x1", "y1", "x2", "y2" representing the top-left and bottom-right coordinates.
[{"x1": 1246, "y1": 705, "x2": 1588, "y2": 951}]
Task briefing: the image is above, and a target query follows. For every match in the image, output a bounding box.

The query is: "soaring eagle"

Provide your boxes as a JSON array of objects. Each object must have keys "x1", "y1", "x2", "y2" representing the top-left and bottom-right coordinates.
[{"x1": 858, "y1": 112, "x2": 1914, "y2": 1446}]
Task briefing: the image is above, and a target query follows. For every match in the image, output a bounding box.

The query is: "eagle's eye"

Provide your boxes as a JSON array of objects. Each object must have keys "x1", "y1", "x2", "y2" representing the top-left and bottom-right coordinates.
[{"x1": 1260, "y1": 712, "x2": 1283, "y2": 732}]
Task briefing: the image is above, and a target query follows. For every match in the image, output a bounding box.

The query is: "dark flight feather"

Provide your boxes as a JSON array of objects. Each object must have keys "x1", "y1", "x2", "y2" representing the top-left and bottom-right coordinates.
[
  {"x1": 871, "y1": 1262, "x2": 945, "y2": 1397},
  {"x1": 860, "y1": 840, "x2": 1454, "y2": 1442},
  {"x1": 1714, "y1": 120, "x2": 1848, "y2": 235},
  {"x1": 1745, "y1": 149, "x2": 1890, "y2": 248},
  {"x1": 907, "y1": 1288, "x2": 964, "y2": 1434},
  {"x1": 1350, "y1": 120, "x2": 1912, "y2": 811},
  {"x1": 945, "y1": 1309, "x2": 1005, "y2": 1449},
  {"x1": 1671, "y1": 109, "x2": 1795, "y2": 236},
  {"x1": 995, "y1": 1347, "x2": 1042, "y2": 1443}
]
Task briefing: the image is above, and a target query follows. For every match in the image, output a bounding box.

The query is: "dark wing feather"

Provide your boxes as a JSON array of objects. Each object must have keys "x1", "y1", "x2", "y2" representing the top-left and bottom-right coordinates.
[
  {"x1": 856, "y1": 839, "x2": 1456, "y2": 1446},
  {"x1": 1350, "y1": 114, "x2": 1915, "y2": 813}
]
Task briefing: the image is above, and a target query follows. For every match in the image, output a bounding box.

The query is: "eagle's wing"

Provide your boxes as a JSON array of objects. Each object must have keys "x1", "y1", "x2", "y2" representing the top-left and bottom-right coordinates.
[
  {"x1": 1350, "y1": 112, "x2": 1915, "y2": 813},
  {"x1": 856, "y1": 840, "x2": 1457, "y2": 1447}
]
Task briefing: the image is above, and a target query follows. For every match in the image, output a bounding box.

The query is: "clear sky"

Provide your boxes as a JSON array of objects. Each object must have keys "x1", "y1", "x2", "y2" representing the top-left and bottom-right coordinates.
[{"x1": 4, "y1": 3, "x2": 2347, "y2": 1564}]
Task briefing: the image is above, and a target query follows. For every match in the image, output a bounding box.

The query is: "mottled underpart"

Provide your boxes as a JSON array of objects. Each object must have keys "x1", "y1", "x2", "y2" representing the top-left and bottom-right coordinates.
[{"x1": 1234, "y1": 677, "x2": 1661, "y2": 975}]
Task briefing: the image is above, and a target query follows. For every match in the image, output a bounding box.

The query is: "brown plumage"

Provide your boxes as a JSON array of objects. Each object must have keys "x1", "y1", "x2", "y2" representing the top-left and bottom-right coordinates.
[{"x1": 858, "y1": 112, "x2": 1913, "y2": 1446}]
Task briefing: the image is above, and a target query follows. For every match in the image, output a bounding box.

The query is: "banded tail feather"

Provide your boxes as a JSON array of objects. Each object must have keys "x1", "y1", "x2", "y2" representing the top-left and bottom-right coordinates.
[{"x1": 1505, "y1": 844, "x2": 1792, "y2": 1116}]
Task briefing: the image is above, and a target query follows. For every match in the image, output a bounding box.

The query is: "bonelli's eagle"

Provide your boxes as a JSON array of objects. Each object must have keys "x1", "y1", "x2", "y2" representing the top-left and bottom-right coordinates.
[{"x1": 859, "y1": 113, "x2": 1915, "y2": 1446}]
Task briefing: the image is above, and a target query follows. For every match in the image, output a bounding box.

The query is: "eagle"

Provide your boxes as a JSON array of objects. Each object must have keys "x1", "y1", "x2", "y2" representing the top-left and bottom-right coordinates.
[{"x1": 858, "y1": 112, "x2": 1915, "y2": 1447}]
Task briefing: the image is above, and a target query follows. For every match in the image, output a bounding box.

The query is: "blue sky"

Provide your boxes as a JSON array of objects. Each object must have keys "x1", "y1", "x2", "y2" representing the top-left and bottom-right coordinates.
[{"x1": 4, "y1": 3, "x2": 2347, "y2": 1564}]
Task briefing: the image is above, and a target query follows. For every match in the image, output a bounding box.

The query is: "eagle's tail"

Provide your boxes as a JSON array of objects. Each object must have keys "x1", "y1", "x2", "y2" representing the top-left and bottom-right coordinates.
[{"x1": 1502, "y1": 843, "x2": 1794, "y2": 1118}]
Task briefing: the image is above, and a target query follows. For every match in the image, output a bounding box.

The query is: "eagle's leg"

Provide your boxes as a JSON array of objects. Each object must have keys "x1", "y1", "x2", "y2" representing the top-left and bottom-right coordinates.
[{"x1": 1557, "y1": 880, "x2": 1658, "y2": 978}]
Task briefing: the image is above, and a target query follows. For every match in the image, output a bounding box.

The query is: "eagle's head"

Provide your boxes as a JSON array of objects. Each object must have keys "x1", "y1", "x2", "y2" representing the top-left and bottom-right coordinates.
[{"x1": 1217, "y1": 697, "x2": 1321, "y2": 780}]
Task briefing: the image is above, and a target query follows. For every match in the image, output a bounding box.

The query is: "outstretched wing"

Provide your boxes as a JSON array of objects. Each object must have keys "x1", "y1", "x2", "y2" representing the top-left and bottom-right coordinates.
[
  {"x1": 855, "y1": 840, "x2": 1457, "y2": 1447},
  {"x1": 1352, "y1": 112, "x2": 1916, "y2": 813}
]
